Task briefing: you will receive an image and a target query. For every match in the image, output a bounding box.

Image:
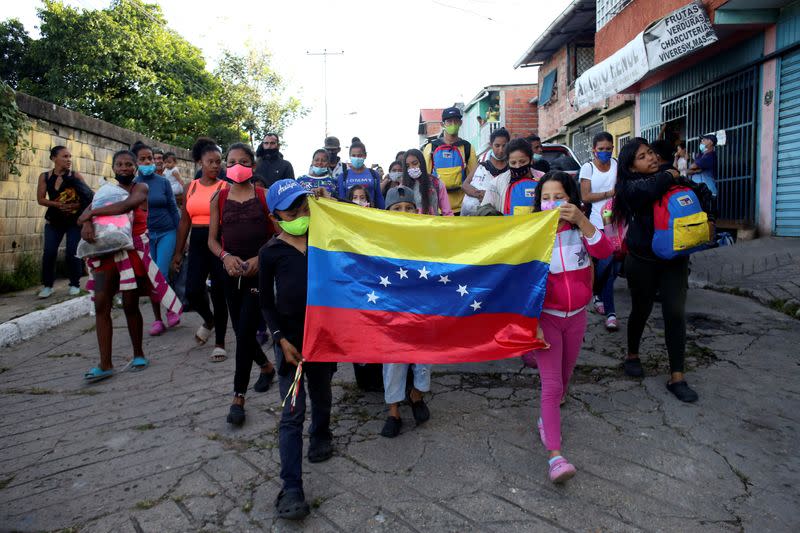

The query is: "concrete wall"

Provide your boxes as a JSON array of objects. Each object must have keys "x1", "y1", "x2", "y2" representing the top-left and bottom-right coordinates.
[
  {"x1": 594, "y1": 0, "x2": 729, "y2": 63},
  {"x1": 0, "y1": 92, "x2": 194, "y2": 273},
  {"x1": 758, "y1": 26, "x2": 778, "y2": 236}
]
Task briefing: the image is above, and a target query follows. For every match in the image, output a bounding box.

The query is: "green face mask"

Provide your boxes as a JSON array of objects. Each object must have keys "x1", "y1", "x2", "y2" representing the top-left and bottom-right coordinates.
[
  {"x1": 444, "y1": 123, "x2": 460, "y2": 136},
  {"x1": 278, "y1": 216, "x2": 310, "y2": 236}
]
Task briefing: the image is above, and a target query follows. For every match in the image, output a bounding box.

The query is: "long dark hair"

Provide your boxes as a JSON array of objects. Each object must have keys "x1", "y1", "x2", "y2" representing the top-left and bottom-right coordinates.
[
  {"x1": 401, "y1": 148, "x2": 432, "y2": 214},
  {"x1": 612, "y1": 137, "x2": 650, "y2": 224},
  {"x1": 533, "y1": 171, "x2": 582, "y2": 213}
]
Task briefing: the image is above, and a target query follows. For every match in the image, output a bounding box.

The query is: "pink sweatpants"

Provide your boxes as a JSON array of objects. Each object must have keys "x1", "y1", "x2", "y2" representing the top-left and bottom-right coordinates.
[{"x1": 534, "y1": 309, "x2": 588, "y2": 451}]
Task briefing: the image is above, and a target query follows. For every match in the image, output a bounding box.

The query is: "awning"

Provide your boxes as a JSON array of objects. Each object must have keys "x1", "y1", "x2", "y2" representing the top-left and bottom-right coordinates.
[
  {"x1": 573, "y1": 0, "x2": 718, "y2": 109},
  {"x1": 513, "y1": 0, "x2": 596, "y2": 68}
]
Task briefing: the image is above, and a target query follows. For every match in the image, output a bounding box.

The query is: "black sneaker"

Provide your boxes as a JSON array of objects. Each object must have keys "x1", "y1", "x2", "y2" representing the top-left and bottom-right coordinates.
[
  {"x1": 410, "y1": 399, "x2": 430, "y2": 425},
  {"x1": 307, "y1": 439, "x2": 333, "y2": 463},
  {"x1": 667, "y1": 380, "x2": 698, "y2": 403},
  {"x1": 623, "y1": 358, "x2": 644, "y2": 378},
  {"x1": 275, "y1": 489, "x2": 310, "y2": 520},
  {"x1": 227, "y1": 403, "x2": 245, "y2": 426},
  {"x1": 253, "y1": 368, "x2": 275, "y2": 393},
  {"x1": 380, "y1": 416, "x2": 402, "y2": 438}
]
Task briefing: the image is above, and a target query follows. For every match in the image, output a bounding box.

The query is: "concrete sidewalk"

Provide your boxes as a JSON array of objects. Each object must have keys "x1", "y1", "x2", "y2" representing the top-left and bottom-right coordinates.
[
  {"x1": 1, "y1": 287, "x2": 797, "y2": 532},
  {"x1": 690, "y1": 237, "x2": 800, "y2": 316}
]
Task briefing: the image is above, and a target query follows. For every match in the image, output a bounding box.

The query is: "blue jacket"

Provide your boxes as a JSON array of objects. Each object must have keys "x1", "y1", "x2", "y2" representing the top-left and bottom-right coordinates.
[{"x1": 135, "y1": 173, "x2": 180, "y2": 233}]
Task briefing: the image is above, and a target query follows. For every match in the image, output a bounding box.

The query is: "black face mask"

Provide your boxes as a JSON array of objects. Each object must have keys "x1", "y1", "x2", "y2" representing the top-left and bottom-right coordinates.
[
  {"x1": 327, "y1": 151, "x2": 339, "y2": 163},
  {"x1": 262, "y1": 148, "x2": 278, "y2": 158},
  {"x1": 115, "y1": 174, "x2": 135, "y2": 186},
  {"x1": 509, "y1": 165, "x2": 529, "y2": 179}
]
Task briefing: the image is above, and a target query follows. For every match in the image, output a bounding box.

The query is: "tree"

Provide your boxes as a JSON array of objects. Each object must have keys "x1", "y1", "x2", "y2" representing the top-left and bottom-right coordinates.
[
  {"x1": 0, "y1": 19, "x2": 31, "y2": 88},
  {"x1": 0, "y1": 0, "x2": 302, "y2": 149},
  {"x1": 214, "y1": 45, "x2": 305, "y2": 146}
]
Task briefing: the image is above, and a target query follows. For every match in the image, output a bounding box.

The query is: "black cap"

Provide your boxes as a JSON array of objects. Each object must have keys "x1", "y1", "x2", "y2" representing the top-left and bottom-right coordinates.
[
  {"x1": 701, "y1": 134, "x2": 718, "y2": 146},
  {"x1": 442, "y1": 107, "x2": 462, "y2": 121}
]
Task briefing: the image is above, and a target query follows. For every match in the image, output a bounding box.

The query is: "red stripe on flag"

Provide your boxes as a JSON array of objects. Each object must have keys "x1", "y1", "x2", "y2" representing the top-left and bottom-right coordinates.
[{"x1": 303, "y1": 306, "x2": 545, "y2": 364}]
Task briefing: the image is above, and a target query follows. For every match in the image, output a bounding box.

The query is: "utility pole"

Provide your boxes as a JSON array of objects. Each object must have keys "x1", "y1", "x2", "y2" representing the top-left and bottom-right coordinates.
[{"x1": 306, "y1": 49, "x2": 344, "y2": 138}]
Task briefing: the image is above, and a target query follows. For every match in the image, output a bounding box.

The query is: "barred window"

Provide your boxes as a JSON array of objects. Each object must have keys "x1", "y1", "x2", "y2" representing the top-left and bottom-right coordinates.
[{"x1": 575, "y1": 46, "x2": 594, "y2": 79}]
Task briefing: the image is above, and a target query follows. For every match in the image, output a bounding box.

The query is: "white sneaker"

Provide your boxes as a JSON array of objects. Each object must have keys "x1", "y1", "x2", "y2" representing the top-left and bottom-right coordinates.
[
  {"x1": 68, "y1": 286, "x2": 81, "y2": 296},
  {"x1": 37, "y1": 287, "x2": 54, "y2": 299}
]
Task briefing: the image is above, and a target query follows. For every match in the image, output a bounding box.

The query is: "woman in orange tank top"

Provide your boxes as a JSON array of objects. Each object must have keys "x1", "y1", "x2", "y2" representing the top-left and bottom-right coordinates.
[{"x1": 172, "y1": 138, "x2": 229, "y2": 361}]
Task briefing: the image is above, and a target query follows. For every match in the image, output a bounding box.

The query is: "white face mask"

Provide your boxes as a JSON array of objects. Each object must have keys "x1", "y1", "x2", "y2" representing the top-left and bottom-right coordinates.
[
  {"x1": 407, "y1": 167, "x2": 422, "y2": 179},
  {"x1": 388, "y1": 171, "x2": 403, "y2": 181}
]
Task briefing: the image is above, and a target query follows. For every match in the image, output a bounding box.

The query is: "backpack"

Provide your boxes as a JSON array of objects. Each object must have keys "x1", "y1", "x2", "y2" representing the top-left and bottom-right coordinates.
[
  {"x1": 428, "y1": 139, "x2": 472, "y2": 192},
  {"x1": 217, "y1": 186, "x2": 275, "y2": 247},
  {"x1": 601, "y1": 198, "x2": 627, "y2": 260},
  {"x1": 503, "y1": 177, "x2": 539, "y2": 215},
  {"x1": 651, "y1": 185, "x2": 711, "y2": 260}
]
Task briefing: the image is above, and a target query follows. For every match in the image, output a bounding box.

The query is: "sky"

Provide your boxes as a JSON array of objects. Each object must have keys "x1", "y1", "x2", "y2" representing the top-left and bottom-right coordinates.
[{"x1": 4, "y1": 0, "x2": 572, "y2": 169}]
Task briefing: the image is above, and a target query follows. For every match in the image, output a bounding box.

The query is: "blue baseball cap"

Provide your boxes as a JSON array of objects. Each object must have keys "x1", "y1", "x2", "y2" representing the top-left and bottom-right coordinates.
[{"x1": 267, "y1": 179, "x2": 310, "y2": 213}]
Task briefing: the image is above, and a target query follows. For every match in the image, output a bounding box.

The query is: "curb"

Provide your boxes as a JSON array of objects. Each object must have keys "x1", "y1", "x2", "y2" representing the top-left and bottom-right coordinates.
[{"x1": 0, "y1": 295, "x2": 93, "y2": 348}]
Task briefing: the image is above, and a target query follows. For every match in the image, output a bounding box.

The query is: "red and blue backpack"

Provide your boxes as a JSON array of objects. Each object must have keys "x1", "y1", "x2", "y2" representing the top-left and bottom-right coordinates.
[
  {"x1": 651, "y1": 185, "x2": 712, "y2": 259},
  {"x1": 503, "y1": 177, "x2": 539, "y2": 215}
]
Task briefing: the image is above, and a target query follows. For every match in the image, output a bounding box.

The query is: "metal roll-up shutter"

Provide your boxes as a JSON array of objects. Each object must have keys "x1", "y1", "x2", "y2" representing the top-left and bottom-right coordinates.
[{"x1": 776, "y1": 50, "x2": 800, "y2": 236}]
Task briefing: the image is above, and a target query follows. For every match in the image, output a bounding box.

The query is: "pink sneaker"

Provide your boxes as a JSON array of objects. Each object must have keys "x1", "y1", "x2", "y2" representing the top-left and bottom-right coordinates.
[
  {"x1": 593, "y1": 297, "x2": 605, "y2": 315},
  {"x1": 548, "y1": 456, "x2": 576, "y2": 484},
  {"x1": 605, "y1": 315, "x2": 619, "y2": 331},
  {"x1": 166, "y1": 310, "x2": 181, "y2": 328},
  {"x1": 149, "y1": 320, "x2": 166, "y2": 336},
  {"x1": 537, "y1": 418, "x2": 546, "y2": 447}
]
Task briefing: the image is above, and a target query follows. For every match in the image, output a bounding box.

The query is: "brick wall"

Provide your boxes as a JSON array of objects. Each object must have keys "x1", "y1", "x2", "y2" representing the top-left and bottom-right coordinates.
[
  {"x1": 502, "y1": 86, "x2": 538, "y2": 139},
  {"x1": 595, "y1": 0, "x2": 729, "y2": 63},
  {"x1": 0, "y1": 92, "x2": 194, "y2": 273}
]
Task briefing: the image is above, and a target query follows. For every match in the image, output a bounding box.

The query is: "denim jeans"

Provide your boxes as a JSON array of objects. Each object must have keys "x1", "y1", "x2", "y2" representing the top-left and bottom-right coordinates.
[
  {"x1": 382, "y1": 364, "x2": 431, "y2": 404},
  {"x1": 277, "y1": 348, "x2": 335, "y2": 491},
  {"x1": 42, "y1": 223, "x2": 82, "y2": 288},
  {"x1": 596, "y1": 256, "x2": 622, "y2": 317},
  {"x1": 148, "y1": 229, "x2": 177, "y2": 279}
]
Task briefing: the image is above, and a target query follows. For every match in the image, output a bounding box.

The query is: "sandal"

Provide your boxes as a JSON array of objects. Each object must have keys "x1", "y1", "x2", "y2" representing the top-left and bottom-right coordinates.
[
  {"x1": 275, "y1": 489, "x2": 310, "y2": 520},
  {"x1": 129, "y1": 356, "x2": 149, "y2": 371},
  {"x1": 210, "y1": 347, "x2": 227, "y2": 362},
  {"x1": 195, "y1": 324, "x2": 213, "y2": 345},
  {"x1": 83, "y1": 367, "x2": 114, "y2": 383}
]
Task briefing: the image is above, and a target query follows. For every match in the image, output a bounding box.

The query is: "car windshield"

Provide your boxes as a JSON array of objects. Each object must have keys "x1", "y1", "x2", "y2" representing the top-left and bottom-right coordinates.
[{"x1": 542, "y1": 148, "x2": 580, "y2": 171}]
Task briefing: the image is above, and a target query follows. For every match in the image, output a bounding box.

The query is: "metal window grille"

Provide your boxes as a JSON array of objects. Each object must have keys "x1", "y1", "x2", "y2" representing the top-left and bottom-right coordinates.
[
  {"x1": 575, "y1": 46, "x2": 594, "y2": 79},
  {"x1": 571, "y1": 121, "x2": 605, "y2": 164},
  {"x1": 660, "y1": 67, "x2": 758, "y2": 225}
]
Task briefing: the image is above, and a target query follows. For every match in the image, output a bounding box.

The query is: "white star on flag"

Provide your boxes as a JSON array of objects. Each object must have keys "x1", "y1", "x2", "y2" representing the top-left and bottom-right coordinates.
[
  {"x1": 438, "y1": 275, "x2": 451, "y2": 284},
  {"x1": 396, "y1": 267, "x2": 408, "y2": 279},
  {"x1": 457, "y1": 284, "x2": 469, "y2": 297},
  {"x1": 367, "y1": 291, "x2": 379, "y2": 304},
  {"x1": 470, "y1": 300, "x2": 482, "y2": 311},
  {"x1": 417, "y1": 266, "x2": 430, "y2": 279},
  {"x1": 379, "y1": 276, "x2": 391, "y2": 287}
]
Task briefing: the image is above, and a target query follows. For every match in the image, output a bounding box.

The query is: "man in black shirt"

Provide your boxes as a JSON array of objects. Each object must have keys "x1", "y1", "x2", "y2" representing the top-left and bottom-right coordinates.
[
  {"x1": 526, "y1": 133, "x2": 551, "y2": 174},
  {"x1": 254, "y1": 133, "x2": 295, "y2": 188}
]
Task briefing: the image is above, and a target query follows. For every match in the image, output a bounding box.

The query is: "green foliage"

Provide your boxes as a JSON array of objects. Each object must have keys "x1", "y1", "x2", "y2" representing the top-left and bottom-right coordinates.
[
  {"x1": 0, "y1": 82, "x2": 32, "y2": 176},
  {"x1": 0, "y1": 19, "x2": 31, "y2": 88},
  {"x1": 1, "y1": 0, "x2": 302, "y2": 149},
  {"x1": 0, "y1": 253, "x2": 39, "y2": 293}
]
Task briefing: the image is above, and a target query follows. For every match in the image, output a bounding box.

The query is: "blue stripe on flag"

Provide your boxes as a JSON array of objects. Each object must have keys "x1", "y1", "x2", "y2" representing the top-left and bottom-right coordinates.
[{"x1": 307, "y1": 247, "x2": 549, "y2": 318}]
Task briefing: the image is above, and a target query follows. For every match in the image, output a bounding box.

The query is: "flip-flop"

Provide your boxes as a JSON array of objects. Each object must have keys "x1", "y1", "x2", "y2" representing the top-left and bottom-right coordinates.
[
  {"x1": 209, "y1": 347, "x2": 227, "y2": 362},
  {"x1": 84, "y1": 367, "x2": 114, "y2": 383},
  {"x1": 195, "y1": 325, "x2": 213, "y2": 345},
  {"x1": 129, "y1": 356, "x2": 149, "y2": 371}
]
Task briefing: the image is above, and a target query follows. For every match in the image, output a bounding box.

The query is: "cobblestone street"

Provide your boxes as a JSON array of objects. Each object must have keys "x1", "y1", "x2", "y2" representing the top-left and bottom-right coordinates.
[{"x1": 1, "y1": 287, "x2": 798, "y2": 532}]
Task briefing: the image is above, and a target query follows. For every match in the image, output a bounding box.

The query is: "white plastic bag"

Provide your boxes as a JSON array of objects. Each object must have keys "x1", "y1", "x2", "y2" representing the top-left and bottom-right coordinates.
[{"x1": 76, "y1": 183, "x2": 134, "y2": 258}]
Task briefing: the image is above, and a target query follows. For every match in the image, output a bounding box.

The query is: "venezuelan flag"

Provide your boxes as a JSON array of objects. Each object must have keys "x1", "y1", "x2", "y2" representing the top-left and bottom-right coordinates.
[{"x1": 303, "y1": 198, "x2": 559, "y2": 364}]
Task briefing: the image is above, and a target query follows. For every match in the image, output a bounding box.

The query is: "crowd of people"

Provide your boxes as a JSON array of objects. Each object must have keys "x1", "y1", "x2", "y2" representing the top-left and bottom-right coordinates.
[{"x1": 36, "y1": 106, "x2": 716, "y2": 520}]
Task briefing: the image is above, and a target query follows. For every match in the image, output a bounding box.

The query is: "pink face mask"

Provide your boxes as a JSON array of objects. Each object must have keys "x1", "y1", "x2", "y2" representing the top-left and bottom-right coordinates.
[
  {"x1": 540, "y1": 200, "x2": 564, "y2": 211},
  {"x1": 227, "y1": 164, "x2": 254, "y2": 183}
]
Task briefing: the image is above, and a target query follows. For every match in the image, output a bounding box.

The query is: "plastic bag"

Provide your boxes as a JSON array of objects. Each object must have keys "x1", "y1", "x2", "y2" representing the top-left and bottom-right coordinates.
[
  {"x1": 76, "y1": 182, "x2": 134, "y2": 259},
  {"x1": 602, "y1": 199, "x2": 627, "y2": 260}
]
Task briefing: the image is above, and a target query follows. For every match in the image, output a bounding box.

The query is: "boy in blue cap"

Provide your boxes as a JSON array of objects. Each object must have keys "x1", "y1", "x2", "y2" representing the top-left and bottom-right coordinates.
[{"x1": 259, "y1": 179, "x2": 336, "y2": 520}]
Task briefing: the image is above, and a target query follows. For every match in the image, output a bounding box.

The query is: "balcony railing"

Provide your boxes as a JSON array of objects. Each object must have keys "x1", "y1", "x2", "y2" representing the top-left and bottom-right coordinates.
[{"x1": 479, "y1": 119, "x2": 505, "y2": 154}]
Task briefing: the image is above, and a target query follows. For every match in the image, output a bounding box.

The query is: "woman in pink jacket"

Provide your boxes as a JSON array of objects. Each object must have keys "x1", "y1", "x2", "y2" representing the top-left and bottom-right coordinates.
[{"x1": 532, "y1": 171, "x2": 612, "y2": 484}]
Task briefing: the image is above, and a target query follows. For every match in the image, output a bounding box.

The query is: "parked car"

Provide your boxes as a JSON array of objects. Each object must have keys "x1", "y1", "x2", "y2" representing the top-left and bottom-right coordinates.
[{"x1": 541, "y1": 143, "x2": 581, "y2": 179}]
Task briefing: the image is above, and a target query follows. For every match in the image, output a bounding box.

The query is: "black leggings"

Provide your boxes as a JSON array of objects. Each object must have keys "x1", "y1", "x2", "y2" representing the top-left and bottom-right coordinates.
[
  {"x1": 185, "y1": 227, "x2": 227, "y2": 346},
  {"x1": 625, "y1": 253, "x2": 689, "y2": 373},
  {"x1": 224, "y1": 274, "x2": 268, "y2": 394}
]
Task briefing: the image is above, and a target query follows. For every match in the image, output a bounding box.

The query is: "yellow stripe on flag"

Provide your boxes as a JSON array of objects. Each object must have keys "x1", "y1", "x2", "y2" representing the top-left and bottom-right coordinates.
[{"x1": 308, "y1": 198, "x2": 559, "y2": 266}]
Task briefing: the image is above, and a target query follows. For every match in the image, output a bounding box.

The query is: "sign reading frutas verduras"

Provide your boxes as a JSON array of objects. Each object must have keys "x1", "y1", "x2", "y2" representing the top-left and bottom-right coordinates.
[
  {"x1": 573, "y1": 33, "x2": 649, "y2": 110},
  {"x1": 574, "y1": 0, "x2": 718, "y2": 109},
  {"x1": 644, "y1": 0, "x2": 718, "y2": 70}
]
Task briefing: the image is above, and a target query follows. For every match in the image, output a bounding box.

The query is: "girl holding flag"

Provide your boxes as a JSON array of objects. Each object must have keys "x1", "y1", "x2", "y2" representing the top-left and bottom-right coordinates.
[{"x1": 531, "y1": 171, "x2": 613, "y2": 483}]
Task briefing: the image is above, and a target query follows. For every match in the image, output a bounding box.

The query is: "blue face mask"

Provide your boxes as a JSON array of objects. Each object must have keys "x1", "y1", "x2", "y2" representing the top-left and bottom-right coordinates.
[
  {"x1": 595, "y1": 151, "x2": 612, "y2": 164},
  {"x1": 699, "y1": 143, "x2": 706, "y2": 153},
  {"x1": 533, "y1": 153, "x2": 543, "y2": 162},
  {"x1": 138, "y1": 164, "x2": 156, "y2": 176},
  {"x1": 350, "y1": 157, "x2": 365, "y2": 169},
  {"x1": 310, "y1": 166, "x2": 329, "y2": 176}
]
